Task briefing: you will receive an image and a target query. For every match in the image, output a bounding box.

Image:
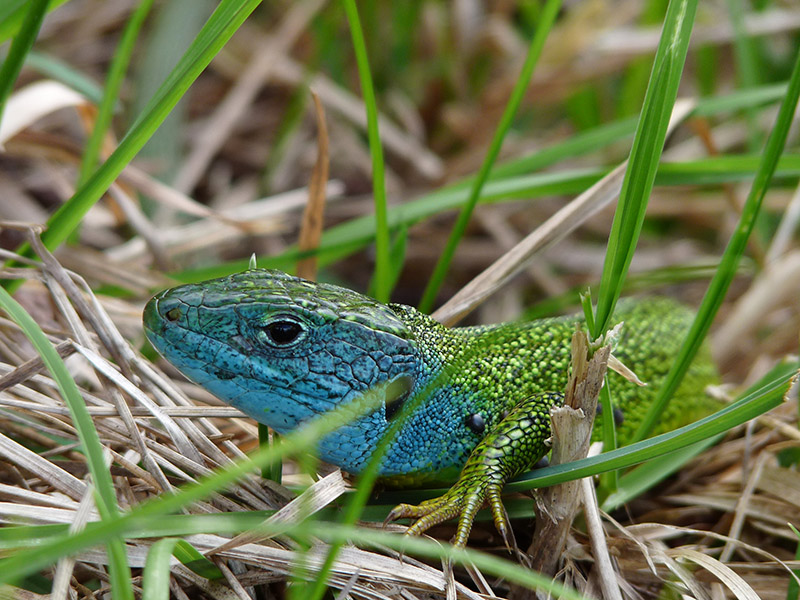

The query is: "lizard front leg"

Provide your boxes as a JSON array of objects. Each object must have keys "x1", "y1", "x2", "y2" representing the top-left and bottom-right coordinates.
[{"x1": 386, "y1": 390, "x2": 563, "y2": 549}]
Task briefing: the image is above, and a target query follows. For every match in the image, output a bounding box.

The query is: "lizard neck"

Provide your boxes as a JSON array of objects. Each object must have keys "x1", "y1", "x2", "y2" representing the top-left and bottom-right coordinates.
[{"x1": 377, "y1": 304, "x2": 577, "y2": 482}]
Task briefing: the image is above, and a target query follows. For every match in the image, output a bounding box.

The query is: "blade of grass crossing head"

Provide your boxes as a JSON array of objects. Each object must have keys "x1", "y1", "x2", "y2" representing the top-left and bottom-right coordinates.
[
  {"x1": 632, "y1": 48, "x2": 800, "y2": 443},
  {"x1": 592, "y1": 0, "x2": 698, "y2": 337},
  {"x1": 0, "y1": 379, "x2": 393, "y2": 586},
  {"x1": 342, "y1": 0, "x2": 391, "y2": 302},
  {"x1": 304, "y1": 375, "x2": 422, "y2": 600},
  {"x1": 0, "y1": 365, "x2": 792, "y2": 590},
  {"x1": 417, "y1": 0, "x2": 561, "y2": 314}
]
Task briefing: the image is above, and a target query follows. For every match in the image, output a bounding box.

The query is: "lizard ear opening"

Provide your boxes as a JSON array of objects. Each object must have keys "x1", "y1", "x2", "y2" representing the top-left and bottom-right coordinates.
[
  {"x1": 465, "y1": 412, "x2": 486, "y2": 435},
  {"x1": 384, "y1": 376, "x2": 414, "y2": 421}
]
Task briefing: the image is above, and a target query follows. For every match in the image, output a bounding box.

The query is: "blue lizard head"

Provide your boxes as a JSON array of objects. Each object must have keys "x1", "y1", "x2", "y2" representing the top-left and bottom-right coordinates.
[{"x1": 143, "y1": 269, "x2": 421, "y2": 472}]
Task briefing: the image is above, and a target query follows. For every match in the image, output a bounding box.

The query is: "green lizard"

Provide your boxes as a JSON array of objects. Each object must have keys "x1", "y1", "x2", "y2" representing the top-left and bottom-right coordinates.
[{"x1": 143, "y1": 268, "x2": 718, "y2": 547}]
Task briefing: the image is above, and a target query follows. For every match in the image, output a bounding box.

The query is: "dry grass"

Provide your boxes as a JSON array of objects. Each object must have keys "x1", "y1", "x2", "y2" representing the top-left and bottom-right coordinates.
[{"x1": 1, "y1": 1, "x2": 800, "y2": 598}]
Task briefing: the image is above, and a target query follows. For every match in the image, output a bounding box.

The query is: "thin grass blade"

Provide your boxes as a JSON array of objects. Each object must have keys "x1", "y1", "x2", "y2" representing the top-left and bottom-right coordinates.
[
  {"x1": 142, "y1": 538, "x2": 180, "y2": 600},
  {"x1": 77, "y1": 0, "x2": 155, "y2": 185},
  {"x1": 343, "y1": 0, "x2": 390, "y2": 302},
  {"x1": 0, "y1": 0, "x2": 47, "y2": 119},
  {"x1": 632, "y1": 48, "x2": 800, "y2": 443},
  {"x1": 592, "y1": 0, "x2": 698, "y2": 336},
  {"x1": 0, "y1": 284, "x2": 132, "y2": 596},
  {"x1": 2, "y1": 0, "x2": 263, "y2": 293},
  {"x1": 417, "y1": 0, "x2": 561, "y2": 313}
]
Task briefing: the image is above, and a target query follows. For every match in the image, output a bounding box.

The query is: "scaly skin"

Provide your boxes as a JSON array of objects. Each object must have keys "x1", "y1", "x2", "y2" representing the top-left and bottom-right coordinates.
[{"x1": 143, "y1": 269, "x2": 718, "y2": 547}]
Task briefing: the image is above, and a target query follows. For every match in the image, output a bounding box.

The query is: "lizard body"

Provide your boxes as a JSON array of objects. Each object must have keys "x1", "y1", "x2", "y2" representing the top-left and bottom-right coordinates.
[{"x1": 143, "y1": 269, "x2": 718, "y2": 545}]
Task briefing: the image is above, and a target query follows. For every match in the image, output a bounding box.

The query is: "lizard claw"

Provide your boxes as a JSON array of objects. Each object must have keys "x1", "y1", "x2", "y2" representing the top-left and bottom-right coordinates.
[{"x1": 386, "y1": 478, "x2": 513, "y2": 550}]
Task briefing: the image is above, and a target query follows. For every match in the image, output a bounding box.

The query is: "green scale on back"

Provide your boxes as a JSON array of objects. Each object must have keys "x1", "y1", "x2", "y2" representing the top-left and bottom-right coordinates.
[{"x1": 143, "y1": 269, "x2": 718, "y2": 547}]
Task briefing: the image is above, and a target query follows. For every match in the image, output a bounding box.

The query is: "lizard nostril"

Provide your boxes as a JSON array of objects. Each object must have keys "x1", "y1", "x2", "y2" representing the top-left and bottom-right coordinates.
[{"x1": 165, "y1": 306, "x2": 183, "y2": 322}]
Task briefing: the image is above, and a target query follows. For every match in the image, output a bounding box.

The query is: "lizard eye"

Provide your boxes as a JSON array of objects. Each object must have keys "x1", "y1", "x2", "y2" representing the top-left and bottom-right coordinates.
[{"x1": 258, "y1": 318, "x2": 306, "y2": 347}]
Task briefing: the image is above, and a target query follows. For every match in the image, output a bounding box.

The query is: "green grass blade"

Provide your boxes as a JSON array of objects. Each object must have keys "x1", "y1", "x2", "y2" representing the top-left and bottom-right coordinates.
[
  {"x1": 0, "y1": 364, "x2": 791, "y2": 592},
  {"x1": 484, "y1": 116, "x2": 637, "y2": 182},
  {"x1": 172, "y1": 540, "x2": 224, "y2": 579},
  {"x1": 142, "y1": 538, "x2": 180, "y2": 600},
  {"x1": 0, "y1": 285, "x2": 132, "y2": 595},
  {"x1": 107, "y1": 541, "x2": 134, "y2": 600},
  {"x1": 597, "y1": 382, "x2": 618, "y2": 491},
  {"x1": 632, "y1": 48, "x2": 800, "y2": 443},
  {"x1": 77, "y1": 0, "x2": 155, "y2": 186},
  {"x1": 417, "y1": 0, "x2": 561, "y2": 313},
  {"x1": 615, "y1": 1, "x2": 667, "y2": 119},
  {"x1": 306, "y1": 375, "x2": 421, "y2": 600},
  {"x1": 169, "y1": 151, "x2": 800, "y2": 287},
  {"x1": 367, "y1": 225, "x2": 407, "y2": 299},
  {"x1": 592, "y1": 0, "x2": 698, "y2": 336},
  {"x1": 132, "y1": 0, "x2": 212, "y2": 184},
  {"x1": 0, "y1": 289, "x2": 120, "y2": 512},
  {"x1": 2, "y1": 0, "x2": 263, "y2": 293},
  {"x1": 0, "y1": 0, "x2": 47, "y2": 119},
  {"x1": 142, "y1": 538, "x2": 223, "y2": 596},
  {"x1": 726, "y1": 0, "x2": 760, "y2": 150},
  {"x1": 0, "y1": 379, "x2": 392, "y2": 585},
  {"x1": 25, "y1": 51, "x2": 105, "y2": 103},
  {"x1": 693, "y1": 81, "x2": 786, "y2": 115},
  {"x1": 0, "y1": 0, "x2": 67, "y2": 44},
  {"x1": 343, "y1": 0, "x2": 390, "y2": 303},
  {"x1": 788, "y1": 524, "x2": 800, "y2": 600},
  {"x1": 602, "y1": 436, "x2": 721, "y2": 510},
  {"x1": 0, "y1": 514, "x2": 274, "y2": 550},
  {"x1": 504, "y1": 360, "x2": 795, "y2": 492}
]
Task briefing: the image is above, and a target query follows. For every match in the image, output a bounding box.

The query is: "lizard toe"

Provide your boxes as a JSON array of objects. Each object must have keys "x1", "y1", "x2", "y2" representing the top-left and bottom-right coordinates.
[
  {"x1": 405, "y1": 502, "x2": 462, "y2": 536},
  {"x1": 486, "y1": 483, "x2": 515, "y2": 552}
]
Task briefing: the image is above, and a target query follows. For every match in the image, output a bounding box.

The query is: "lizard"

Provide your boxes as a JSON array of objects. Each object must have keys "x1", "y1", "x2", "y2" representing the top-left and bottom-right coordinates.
[{"x1": 143, "y1": 268, "x2": 719, "y2": 548}]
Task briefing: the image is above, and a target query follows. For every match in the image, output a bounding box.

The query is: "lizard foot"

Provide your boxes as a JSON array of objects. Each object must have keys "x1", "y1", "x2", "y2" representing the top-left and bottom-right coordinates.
[
  {"x1": 385, "y1": 391, "x2": 562, "y2": 550},
  {"x1": 385, "y1": 474, "x2": 512, "y2": 550}
]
